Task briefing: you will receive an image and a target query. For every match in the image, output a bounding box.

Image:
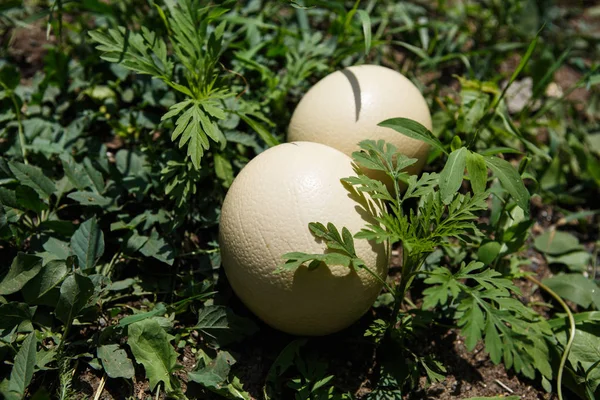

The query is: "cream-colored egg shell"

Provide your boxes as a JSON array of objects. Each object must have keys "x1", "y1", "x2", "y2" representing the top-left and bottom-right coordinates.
[
  {"x1": 288, "y1": 64, "x2": 432, "y2": 175},
  {"x1": 219, "y1": 142, "x2": 389, "y2": 336}
]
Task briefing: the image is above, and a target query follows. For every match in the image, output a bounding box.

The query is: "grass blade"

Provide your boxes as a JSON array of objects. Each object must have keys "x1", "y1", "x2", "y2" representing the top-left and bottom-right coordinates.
[{"x1": 356, "y1": 10, "x2": 372, "y2": 56}]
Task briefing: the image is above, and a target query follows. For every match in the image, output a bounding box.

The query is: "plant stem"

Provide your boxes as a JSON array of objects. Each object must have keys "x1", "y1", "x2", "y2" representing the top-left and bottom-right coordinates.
[
  {"x1": 0, "y1": 83, "x2": 28, "y2": 164},
  {"x1": 388, "y1": 248, "x2": 422, "y2": 333},
  {"x1": 361, "y1": 263, "x2": 396, "y2": 296},
  {"x1": 525, "y1": 274, "x2": 575, "y2": 400}
]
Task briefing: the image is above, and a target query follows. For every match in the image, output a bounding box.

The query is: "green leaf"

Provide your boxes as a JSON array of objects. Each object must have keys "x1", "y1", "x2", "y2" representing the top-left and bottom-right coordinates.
[
  {"x1": 22, "y1": 260, "x2": 68, "y2": 303},
  {"x1": 42, "y1": 237, "x2": 71, "y2": 260},
  {"x1": 0, "y1": 253, "x2": 43, "y2": 295},
  {"x1": 54, "y1": 273, "x2": 94, "y2": 324},
  {"x1": 534, "y1": 230, "x2": 583, "y2": 255},
  {"x1": 70, "y1": 217, "x2": 105, "y2": 270},
  {"x1": 115, "y1": 149, "x2": 147, "y2": 178},
  {"x1": 542, "y1": 274, "x2": 600, "y2": 310},
  {"x1": 67, "y1": 191, "x2": 111, "y2": 207},
  {"x1": 214, "y1": 152, "x2": 234, "y2": 188},
  {"x1": 0, "y1": 303, "x2": 34, "y2": 331},
  {"x1": 0, "y1": 187, "x2": 21, "y2": 210},
  {"x1": 378, "y1": 118, "x2": 446, "y2": 155},
  {"x1": 239, "y1": 114, "x2": 279, "y2": 147},
  {"x1": 484, "y1": 156, "x2": 530, "y2": 214},
  {"x1": 546, "y1": 251, "x2": 591, "y2": 272},
  {"x1": 195, "y1": 305, "x2": 258, "y2": 347},
  {"x1": 477, "y1": 241, "x2": 501, "y2": 265},
  {"x1": 124, "y1": 232, "x2": 149, "y2": 254},
  {"x1": 0, "y1": 63, "x2": 20, "y2": 90},
  {"x1": 466, "y1": 152, "x2": 487, "y2": 194},
  {"x1": 60, "y1": 154, "x2": 104, "y2": 193},
  {"x1": 15, "y1": 186, "x2": 47, "y2": 213},
  {"x1": 553, "y1": 322, "x2": 600, "y2": 394},
  {"x1": 139, "y1": 231, "x2": 174, "y2": 265},
  {"x1": 97, "y1": 344, "x2": 135, "y2": 379},
  {"x1": 127, "y1": 319, "x2": 178, "y2": 392},
  {"x1": 8, "y1": 331, "x2": 37, "y2": 397},
  {"x1": 356, "y1": 10, "x2": 372, "y2": 55},
  {"x1": 439, "y1": 147, "x2": 467, "y2": 203},
  {"x1": 118, "y1": 303, "x2": 167, "y2": 327},
  {"x1": 459, "y1": 96, "x2": 489, "y2": 133},
  {"x1": 8, "y1": 162, "x2": 55, "y2": 199},
  {"x1": 188, "y1": 350, "x2": 235, "y2": 389}
]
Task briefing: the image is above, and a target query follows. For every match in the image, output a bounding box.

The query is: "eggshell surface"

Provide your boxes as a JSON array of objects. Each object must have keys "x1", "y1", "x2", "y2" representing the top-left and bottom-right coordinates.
[
  {"x1": 219, "y1": 142, "x2": 388, "y2": 336},
  {"x1": 288, "y1": 64, "x2": 432, "y2": 175}
]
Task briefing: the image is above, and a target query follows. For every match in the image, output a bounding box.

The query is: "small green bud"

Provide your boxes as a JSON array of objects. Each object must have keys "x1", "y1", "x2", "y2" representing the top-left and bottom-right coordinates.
[{"x1": 451, "y1": 136, "x2": 462, "y2": 152}]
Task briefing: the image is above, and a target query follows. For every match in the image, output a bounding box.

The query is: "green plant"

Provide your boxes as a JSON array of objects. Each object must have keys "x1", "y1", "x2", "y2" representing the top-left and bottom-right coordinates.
[{"x1": 0, "y1": 0, "x2": 598, "y2": 398}]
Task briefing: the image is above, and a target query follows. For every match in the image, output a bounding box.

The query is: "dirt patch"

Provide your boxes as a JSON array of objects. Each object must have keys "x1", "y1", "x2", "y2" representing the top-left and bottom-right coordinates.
[
  {"x1": 7, "y1": 20, "x2": 55, "y2": 79},
  {"x1": 410, "y1": 329, "x2": 555, "y2": 400}
]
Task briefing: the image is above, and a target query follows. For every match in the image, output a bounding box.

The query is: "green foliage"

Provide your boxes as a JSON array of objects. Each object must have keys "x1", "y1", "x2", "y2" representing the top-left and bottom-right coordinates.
[
  {"x1": 188, "y1": 350, "x2": 251, "y2": 400},
  {"x1": 194, "y1": 305, "x2": 258, "y2": 348},
  {"x1": 97, "y1": 344, "x2": 135, "y2": 379},
  {"x1": 277, "y1": 222, "x2": 367, "y2": 274},
  {"x1": 550, "y1": 316, "x2": 600, "y2": 399},
  {"x1": 264, "y1": 339, "x2": 351, "y2": 400},
  {"x1": 0, "y1": 0, "x2": 598, "y2": 398},
  {"x1": 6, "y1": 332, "x2": 37, "y2": 399},
  {"x1": 89, "y1": 0, "x2": 233, "y2": 170},
  {"x1": 423, "y1": 261, "x2": 554, "y2": 379},
  {"x1": 127, "y1": 319, "x2": 179, "y2": 392}
]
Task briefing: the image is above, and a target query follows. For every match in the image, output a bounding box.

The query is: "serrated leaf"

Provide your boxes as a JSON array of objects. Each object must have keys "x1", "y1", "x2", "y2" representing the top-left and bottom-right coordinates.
[
  {"x1": 70, "y1": 217, "x2": 105, "y2": 270},
  {"x1": 439, "y1": 147, "x2": 467, "y2": 203},
  {"x1": 188, "y1": 350, "x2": 235, "y2": 388},
  {"x1": 484, "y1": 315, "x2": 503, "y2": 364},
  {"x1": 97, "y1": 344, "x2": 135, "y2": 379},
  {"x1": 459, "y1": 297, "x2": 484, "y2": 351},
  {"x1": 8, "y1": 331, "x2": 37, "y2": 397},
  {"x1": 162, "y1": 99, "x2": 193, "y2": 121},
  {"x1": 484, "y1": 156, "x2": 530, "y2": 214},
  {"x1": 127, "y1": 319, "x2": 178, "y2": 392},
  {"x1": 195, "y1": 305, "x2": 258, "y2": 347},
  {"x1": 466, "y1": 152, "x2": 487, "y2": 194},
  {"x1": 378, "y1": 118, "x2": 445, "y2": 155},
  {"x1": 55, "y1": 273, "x2": 94, "y2": 324},
  {"x1": 8, "y1": 162, "x2": 55, "y2": 199},
  {"x1": 322, "y1": 252, "x2": 352, "y2": 267},
  {"x1": 0, "y1": 253, "x2": 43, "y2": 295}
]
